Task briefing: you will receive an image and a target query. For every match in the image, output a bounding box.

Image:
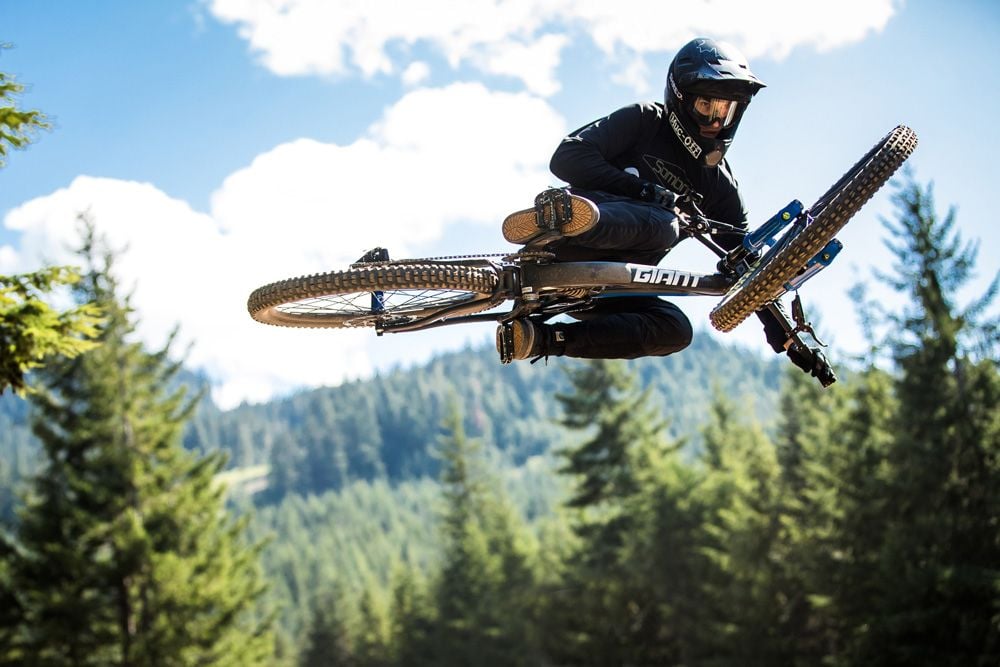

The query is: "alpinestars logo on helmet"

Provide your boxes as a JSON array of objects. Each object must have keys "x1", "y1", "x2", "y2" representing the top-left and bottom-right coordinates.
[
  {"x1": 668, "y1": 111, "x2": 702, "y2": 159},
  {"x1": 694, "y1": 39, "x2": 722, "y2": 59}
]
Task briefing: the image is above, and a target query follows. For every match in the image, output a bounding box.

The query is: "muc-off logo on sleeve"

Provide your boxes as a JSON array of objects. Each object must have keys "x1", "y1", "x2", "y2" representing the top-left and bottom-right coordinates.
[
  {"x1": 669, "y1": 111, "x2": 702, "y2": 160},
  {"x1": 628, "y1": 265, "x2": 701, "y2": 288}
]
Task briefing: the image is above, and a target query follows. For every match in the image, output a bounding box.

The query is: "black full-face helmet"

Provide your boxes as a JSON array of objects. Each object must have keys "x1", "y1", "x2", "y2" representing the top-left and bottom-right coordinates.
[{"x1": 665, "y1": 38, "x2": 766, "y2": 167}]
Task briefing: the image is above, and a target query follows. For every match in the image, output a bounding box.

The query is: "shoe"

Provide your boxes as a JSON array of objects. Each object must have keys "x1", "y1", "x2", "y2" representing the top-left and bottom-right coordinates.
[
  {"x1": 787, "y1": 344, "x2": 837, "y2": 387},
  {"x1": 496, "y1": 319, "x2": 566, "y2": 363},
  {"x1": 502, "y1": 188, "x2": 599, "y2": 245}
]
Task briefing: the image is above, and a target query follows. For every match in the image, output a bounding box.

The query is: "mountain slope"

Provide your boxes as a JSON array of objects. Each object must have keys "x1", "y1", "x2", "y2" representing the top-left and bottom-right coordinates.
[{"x1": 1, "y1": 330, "x2": 784, "y2": 510}]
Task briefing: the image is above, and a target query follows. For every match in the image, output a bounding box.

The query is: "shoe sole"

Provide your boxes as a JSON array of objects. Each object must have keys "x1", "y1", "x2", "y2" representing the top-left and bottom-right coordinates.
[
  {"x1": 502, "y1": 193, "x2": 599, "y2": 245},
  {"x1": 496, "y1": 320, "x2": 536, "y2": 362}
]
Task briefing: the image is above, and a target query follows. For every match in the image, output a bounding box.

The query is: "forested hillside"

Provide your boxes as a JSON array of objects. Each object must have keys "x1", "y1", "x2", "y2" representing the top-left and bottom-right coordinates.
[
  {"x1": 0, "y1": 326, "x2": 786, "y2": 647},
  {"x1": 1, "y1": 327, "x2": 783, "y2": 515}
]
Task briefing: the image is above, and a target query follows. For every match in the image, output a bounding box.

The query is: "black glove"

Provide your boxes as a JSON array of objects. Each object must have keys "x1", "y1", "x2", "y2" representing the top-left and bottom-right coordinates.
[
  {"x1": 787, "y1": 344, "x2": 837, "y2": 387},
  {"x1": 638, "y1": 181, "x2": 677, "y2": 209}
]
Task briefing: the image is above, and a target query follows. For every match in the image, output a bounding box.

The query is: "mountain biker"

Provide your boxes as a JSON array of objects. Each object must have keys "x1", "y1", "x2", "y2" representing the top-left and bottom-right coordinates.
[{"x1": 496, "y1": 36, "x2": 828, "y2": 379}]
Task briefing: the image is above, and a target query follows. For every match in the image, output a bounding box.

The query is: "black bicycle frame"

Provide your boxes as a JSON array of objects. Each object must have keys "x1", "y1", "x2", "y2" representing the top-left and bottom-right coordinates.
[
  {"x1": 374, "y1": 258, "x2": 736, "y2": 335},
  {"x1": 520, "y1": 261, "x2": 733, "y2": 296},
  {"x1": 373, "y1": 198, "x2": 835, "y2": 342}
]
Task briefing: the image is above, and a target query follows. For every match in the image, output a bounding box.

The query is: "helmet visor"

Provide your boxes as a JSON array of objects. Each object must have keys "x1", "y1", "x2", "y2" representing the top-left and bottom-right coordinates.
[{"x1": 689, "y1": 96, "x2": 739, "y2": 128}]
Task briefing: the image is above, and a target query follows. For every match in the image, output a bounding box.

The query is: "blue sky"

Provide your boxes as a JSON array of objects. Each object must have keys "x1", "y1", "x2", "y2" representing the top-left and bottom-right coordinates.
[{"x1": 1, "y1": 0, "x2": 997, "y2": 407}]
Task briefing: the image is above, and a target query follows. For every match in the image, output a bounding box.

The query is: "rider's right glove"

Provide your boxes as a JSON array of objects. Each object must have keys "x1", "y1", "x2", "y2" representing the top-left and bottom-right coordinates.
[{"x1": 638, "y1": 181, "x2": 677, "y2": 210}]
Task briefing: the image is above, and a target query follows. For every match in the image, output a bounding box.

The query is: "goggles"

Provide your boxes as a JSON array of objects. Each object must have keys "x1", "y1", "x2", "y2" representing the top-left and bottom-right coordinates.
[{"x1": 689, "y1": 96, "x2": 739, "y2": 128}]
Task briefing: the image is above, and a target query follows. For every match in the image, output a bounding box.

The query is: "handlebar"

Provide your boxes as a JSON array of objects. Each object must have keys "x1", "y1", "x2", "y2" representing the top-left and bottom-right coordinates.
[{"x1": 676, "y1": 211, "x2": 745, "y2": 236}]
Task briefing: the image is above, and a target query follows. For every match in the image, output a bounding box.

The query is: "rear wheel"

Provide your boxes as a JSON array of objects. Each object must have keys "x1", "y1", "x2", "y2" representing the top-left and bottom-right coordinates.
[
  {"x1": 248, "y1": 262, "x2": 499, "y2": 328},
  {"x1": 710, "y1": 125, "x2": 918, "y2": 332}
]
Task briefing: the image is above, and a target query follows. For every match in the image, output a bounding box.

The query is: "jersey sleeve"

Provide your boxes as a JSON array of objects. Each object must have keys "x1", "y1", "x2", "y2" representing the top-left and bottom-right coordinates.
[{"x1": 549, "y1": 105, "x2": 649, "y2": 198}]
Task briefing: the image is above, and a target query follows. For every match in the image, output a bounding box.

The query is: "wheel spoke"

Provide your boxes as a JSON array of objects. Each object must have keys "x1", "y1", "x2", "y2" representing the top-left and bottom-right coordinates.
[
  {"x1": 275, "y1": 288, "x2": 478, "y2": 317},
  {"x1": 248, "y1": 261, "x2": 499, "y2": 329}
]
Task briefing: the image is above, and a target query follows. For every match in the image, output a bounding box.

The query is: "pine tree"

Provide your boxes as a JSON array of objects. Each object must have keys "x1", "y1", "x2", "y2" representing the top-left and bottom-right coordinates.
[
  {"x1": 0, "y1": 50, "x2": 49, "y2": 165},
  {"x1": 386, "y1": 568, "x2": 435, "y2": 667},
  {"x1": 859, "y1": 174, "x2": 1000, "y2": 664},
  {"x1": 431, "y1": 405, "x2": 538, "y2": 666},
  {"x1": 694, "y1": 386, "x2": 791, "y2": 665},
  {"x1": 770, "y1": 368, "x2": 851, "y2": 662},
  {"x1": 773, "y1": 282, "x2": 903, "y2": 664},
  {"x1": 621, "y1": 440, "x2": 702, "y2": 665},
  {"x1": 299, "y1": 588, "x2": 353, "y2": 667},
  {"x1": 6, "y1": 222, "x2": 273, "y2": 665},
  {"x1": 1, "y1": 60, "x2": 100, "y2": 394},
  {"x1": 557, "y1": 360, "x2": 662, "y2": 566},
  {"x1": 0, "y1": 528, "x2": 23, "y2": 665},
  {"x1": 0, "y1": 267, "x2": 102, "y2": 395},
  {"x1": 552, "y1": 359, "x2": 679, "y2": 665},
  {"x1": 815, "y1": 366, "x2": 897, "y2": 663},
  {"x1": 354, "y1": 585, "x2": 390, "y2": 666}
]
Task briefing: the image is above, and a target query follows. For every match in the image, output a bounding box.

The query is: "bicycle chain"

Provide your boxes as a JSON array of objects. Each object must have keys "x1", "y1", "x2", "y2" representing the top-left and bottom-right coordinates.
[{"x1": 351, "y1": 250, "x2": 552, "y2": 268}]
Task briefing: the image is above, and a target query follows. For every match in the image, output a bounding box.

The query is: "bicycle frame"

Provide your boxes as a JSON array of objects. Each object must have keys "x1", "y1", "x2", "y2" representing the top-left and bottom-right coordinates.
[
  {"x1": 373, "y1": 258, "x2": 736, "y2": 336},
  {"x1": 520, "y1": 261, "x2": 733, "y2": 296},
  {"x1": 373, "y1": 199, "x2": 840, "y2": 360}
]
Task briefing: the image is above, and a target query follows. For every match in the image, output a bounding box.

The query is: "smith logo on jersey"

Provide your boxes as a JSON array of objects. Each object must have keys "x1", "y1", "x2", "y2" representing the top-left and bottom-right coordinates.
[{"x1": 642, "y1": 155, "x2": 692, "y2": 195}]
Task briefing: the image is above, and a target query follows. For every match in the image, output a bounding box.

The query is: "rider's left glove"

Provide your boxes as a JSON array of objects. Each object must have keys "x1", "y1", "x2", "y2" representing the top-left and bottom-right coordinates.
[{"x1": 788, "y1": 344, "x2": 837, "y2": 387}]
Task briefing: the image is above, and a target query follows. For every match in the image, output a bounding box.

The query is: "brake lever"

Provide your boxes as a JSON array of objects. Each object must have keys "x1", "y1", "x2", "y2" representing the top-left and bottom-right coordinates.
[
  {"x1": 677, "y1": 210, "x2": 744, "y2": 236},
  {"x1": 790, "y1": 293, "x2": 828, "y2": 347},
  {"x1": 673, "y1": 191, "x2": 704, "y2": 218}
]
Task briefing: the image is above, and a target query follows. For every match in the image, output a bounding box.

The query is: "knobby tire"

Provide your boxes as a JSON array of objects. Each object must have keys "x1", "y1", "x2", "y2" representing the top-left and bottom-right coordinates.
[
  {"x1": 709, "y1": 125, "x2": 918, "y2": 332},
  {"x1": 248, "y1": 262, "x2": 499, "y2": 329}
]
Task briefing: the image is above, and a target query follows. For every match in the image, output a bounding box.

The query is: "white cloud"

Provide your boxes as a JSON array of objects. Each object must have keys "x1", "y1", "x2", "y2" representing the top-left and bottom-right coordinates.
[
  {"x1": 2, "y1": 83, "x2": 564, "y2": 408},
  {"x1": 401, "y1": 61, "x2": 431, "y2": 87},
  {"x1": 471, "y1": 34, "x2": 570, "y2": 97},
  {"x1": 208, "y1": 0, "x2": 900, "y2": 94},
  {"x1": 213, "y1": 82, "x2": 563, "y2": 276}
]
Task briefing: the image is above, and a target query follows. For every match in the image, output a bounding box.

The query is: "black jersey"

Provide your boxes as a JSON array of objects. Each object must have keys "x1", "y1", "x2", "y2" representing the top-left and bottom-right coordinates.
[{"x1": 550, "y1": 101, "x2": 749, "y2": 235}]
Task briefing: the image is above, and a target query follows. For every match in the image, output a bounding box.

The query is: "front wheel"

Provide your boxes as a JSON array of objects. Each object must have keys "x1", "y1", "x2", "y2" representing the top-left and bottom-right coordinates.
[
  {"x1": 248, "y1": 262, "x2": 500, "y2": 329},
  {"x1": 710, "y1": 125, "x2": 918, "y2": 332}
]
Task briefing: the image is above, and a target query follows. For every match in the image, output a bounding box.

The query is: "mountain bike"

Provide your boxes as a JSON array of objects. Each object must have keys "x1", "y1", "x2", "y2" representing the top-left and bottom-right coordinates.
[{"x1": 248, "y1": 125, "x2": 918, "y2": 387}]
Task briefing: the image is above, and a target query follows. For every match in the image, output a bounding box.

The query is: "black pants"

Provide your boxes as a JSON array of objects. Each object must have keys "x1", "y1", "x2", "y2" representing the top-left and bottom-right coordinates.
[{"x1": 548, "y1": 191, "x2": 693, "y2": 359}]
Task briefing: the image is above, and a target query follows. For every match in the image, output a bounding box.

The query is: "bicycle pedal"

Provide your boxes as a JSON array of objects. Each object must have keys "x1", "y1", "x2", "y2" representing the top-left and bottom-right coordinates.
[
  {"x1": 534, "y1": 188, "x2": 573, "y2": 232},
  {"x1": 496, "y1": 322, "x2": 514, "y2": 364}
]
